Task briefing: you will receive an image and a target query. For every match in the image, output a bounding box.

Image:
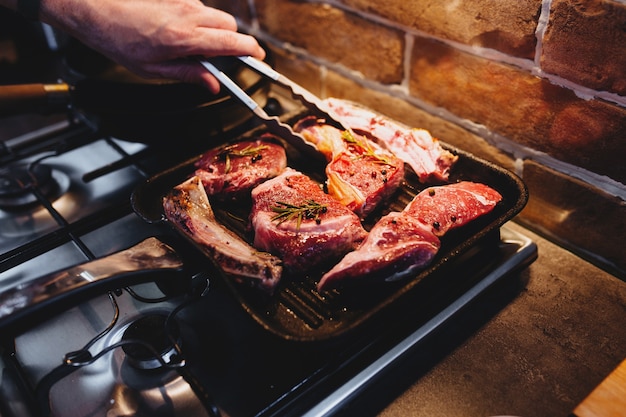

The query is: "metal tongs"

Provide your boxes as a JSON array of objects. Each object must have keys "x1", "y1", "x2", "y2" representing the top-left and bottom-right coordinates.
[{"x1": 199, "y1": 56, "x2": 352, "y2": 156}]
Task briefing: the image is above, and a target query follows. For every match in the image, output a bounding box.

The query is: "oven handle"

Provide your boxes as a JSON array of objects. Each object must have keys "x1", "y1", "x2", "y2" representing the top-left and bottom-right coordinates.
[{"x1": 0, "y1": 237, "x2": 184, "y2": 333}]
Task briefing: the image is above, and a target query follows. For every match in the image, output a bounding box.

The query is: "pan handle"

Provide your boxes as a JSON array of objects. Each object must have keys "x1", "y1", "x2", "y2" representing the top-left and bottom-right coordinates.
[
  {"x1": 0, "y1": 83, "x2": 71, "y2": 116},
  {"x1": 0, "y1": 237, "x2": 184, "y2": 333}
]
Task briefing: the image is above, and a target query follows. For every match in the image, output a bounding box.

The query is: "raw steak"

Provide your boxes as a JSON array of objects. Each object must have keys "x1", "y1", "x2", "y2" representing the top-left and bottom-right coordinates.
[
  {"x1": 163, "y1": 176, "x2": 283, "y2": 294},
  {"x1": 318, "y1": 212, "x2": 440, "y2": 291},
  {"x1": 317, "y1": 181, "x2": 502, "y2": 291},
  {"x1": 250, "y1": 168, "x2": 368, "y2": 273},
  {"x1": 194, "y1": 134, "x2": 287, "y2": 201},
  {"x1": 404, "y1": 181, "x2": 503, "y2": 236},
  {"x1": 324, "y1": 98, "x2": 458, "y2": 183},
  {"x1": 294, "y1": 116, "x2": 405, "y2": 218}
]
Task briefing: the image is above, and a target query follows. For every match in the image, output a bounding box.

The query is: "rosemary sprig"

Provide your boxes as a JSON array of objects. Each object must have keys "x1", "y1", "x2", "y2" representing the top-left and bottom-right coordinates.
[
  {"x1": 271, "y1": 199, "x2": 328, "y2": 231},
  {"x1": 341, "y1": 130, "x2": 395, "y2": 166},
  {"x1": 217, "y1": 144, "x2": 268, "y2": 173}
]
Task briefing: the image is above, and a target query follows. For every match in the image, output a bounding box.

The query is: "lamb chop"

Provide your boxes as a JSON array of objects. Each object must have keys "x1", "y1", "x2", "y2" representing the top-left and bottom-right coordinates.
[
  {"x1": 194, "y1": 134, "x2": 287, "y2": 201},
  {"x1": 250, "y1": 168, "x2": 368, "y2": 273},
  {"x1": 318, "y1": 181, "x2": 502, "y2": 292},
  {"x1": 294, "y1": 116, "x2": 405, "y2": 218},
  {"x1": 163, "y1": 176, "x2": 283, "y2": 294},
  {"x1": 317, "y1": 212, "x2": 440, "y2": 291},
  {"x1": 324, "y1": 98, "x2": 458, "y2": 183}
]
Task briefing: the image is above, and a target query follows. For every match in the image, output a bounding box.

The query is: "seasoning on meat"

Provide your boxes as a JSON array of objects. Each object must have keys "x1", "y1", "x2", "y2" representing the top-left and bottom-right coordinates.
[
  {"x1": 317, "y1": 212, "x2": 440, "y2": 291},
  {"x1": 324, "y1": 98, "x2": 458, "y2": 183},
  {"x1": 294, "y1": 116, "x2": 404, "y2": 218},
  {"x1": 163, "y1": 176, "x2": 283, "y2": 294},
  {"x1": 250, "y1": 168, "x2": 368, "y2": 273},
  {"x1": 317, "y1": 181, "x2": 502, "y2": 292},
  {"x1": 194, "y1": 134, "x2": 287, "y2": 201},
  {"x1": 404, "y1": 181, "x2": 503, "y2": 236}
]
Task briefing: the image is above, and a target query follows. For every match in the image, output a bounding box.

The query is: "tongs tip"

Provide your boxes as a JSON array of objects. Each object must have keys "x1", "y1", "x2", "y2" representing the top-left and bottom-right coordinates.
[{"x1": 201, "y1": 55, "x2": 354, "y2": 156}]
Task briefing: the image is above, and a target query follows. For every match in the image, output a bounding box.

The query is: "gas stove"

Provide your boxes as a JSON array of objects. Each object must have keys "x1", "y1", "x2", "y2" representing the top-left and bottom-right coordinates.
[{"x1": 0, "y1": 92, "x2": 537, "y2": 417}]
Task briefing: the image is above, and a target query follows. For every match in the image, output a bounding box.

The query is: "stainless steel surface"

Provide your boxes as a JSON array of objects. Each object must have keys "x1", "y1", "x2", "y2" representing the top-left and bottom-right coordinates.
[
  {"x1": 5, "y1": 283, "x2": 205, "y2": 416},
  {"x1": 0, "y1": 135, "x2": 147, "y2": 254},
  {"x1": 302, "y1": 224, "x2": 536, "y2": 417}
]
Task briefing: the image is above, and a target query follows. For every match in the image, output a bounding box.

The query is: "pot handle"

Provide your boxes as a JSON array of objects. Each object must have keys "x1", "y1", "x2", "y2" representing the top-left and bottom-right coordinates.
[
  {"x1": 0, "y1": 237, "x2": 184, "y2": 333},
  {"x1": 0, "y1": 83, "x2": 71, "y2": 116}
]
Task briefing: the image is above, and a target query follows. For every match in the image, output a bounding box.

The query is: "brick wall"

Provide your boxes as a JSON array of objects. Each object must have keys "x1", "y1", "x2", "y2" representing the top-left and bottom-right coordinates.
[{"x1": 206, "y1": 0, "x2": 626, "y2": 278}]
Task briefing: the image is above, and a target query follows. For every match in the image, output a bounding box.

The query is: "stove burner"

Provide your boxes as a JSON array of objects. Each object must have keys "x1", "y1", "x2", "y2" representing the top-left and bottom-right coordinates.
[
  {"x1": 0, "y1": 162, "x2": 62, "y2": 209},
  {"x1": 121, "y1": 313, "x2": 181, "y2": 371}
]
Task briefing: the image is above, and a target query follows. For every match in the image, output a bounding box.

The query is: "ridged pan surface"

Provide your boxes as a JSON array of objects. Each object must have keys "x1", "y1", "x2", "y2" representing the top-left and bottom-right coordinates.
[{"x1": 131, "y1": 109, "x2": 528, "y2": 341}]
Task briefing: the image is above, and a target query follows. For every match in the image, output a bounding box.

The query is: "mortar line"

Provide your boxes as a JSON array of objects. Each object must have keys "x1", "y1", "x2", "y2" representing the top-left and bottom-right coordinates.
[{"x1": 535, "y1": 0, "x2": 552, "y2": 67}]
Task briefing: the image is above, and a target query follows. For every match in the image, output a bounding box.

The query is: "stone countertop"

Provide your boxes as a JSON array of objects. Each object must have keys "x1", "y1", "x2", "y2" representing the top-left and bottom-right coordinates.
[{"x1": 336, "y1": 221, "x2": 626, "y2": 417}]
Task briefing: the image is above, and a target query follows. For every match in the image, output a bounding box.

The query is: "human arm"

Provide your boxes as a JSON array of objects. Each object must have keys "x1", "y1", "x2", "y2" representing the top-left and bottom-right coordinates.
[{"x1": 0, "y1": 0, "x2": 266, "y2": 93}]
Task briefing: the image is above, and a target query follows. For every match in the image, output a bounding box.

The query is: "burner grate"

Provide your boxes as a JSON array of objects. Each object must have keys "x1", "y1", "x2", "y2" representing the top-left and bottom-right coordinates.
[
  {"x1": 0, "y1": 162, "x2": 57, "y2": 208},
  {"x1": 121, "y1": 313, "x2": 181, "y2": 370},
  {"x1": 0, "y1": 122, "x2": 179, "y2": 272}
]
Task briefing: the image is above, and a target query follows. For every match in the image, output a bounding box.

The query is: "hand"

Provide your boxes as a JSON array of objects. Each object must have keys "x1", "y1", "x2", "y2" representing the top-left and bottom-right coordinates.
[{"x1": 38, "y1": 0, "x2": 266, "y2": 92}]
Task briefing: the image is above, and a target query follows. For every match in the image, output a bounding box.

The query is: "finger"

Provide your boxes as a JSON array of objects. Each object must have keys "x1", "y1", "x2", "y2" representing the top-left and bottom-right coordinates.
[
  {"x1": 189, "y1": 29, "x2": 266, "y2": 60},
  {"x1": 197, "y1": 7, "x2": 239, "y2": 32},
  {"x1": 142, "y1": 60, "x2": 222, "y2": 93},
  {"x1": 198, "y1": 71, "x2": 222, "y2": 94}
]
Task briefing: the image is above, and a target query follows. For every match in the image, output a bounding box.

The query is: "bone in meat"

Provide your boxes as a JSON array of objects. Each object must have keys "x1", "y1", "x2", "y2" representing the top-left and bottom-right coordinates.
[
  {"x1": 163, "y1": 176, "x2": 282, "y2": 294},
  {"x1": 324, "y1": 98, "x2": 458, "y2": 183}
]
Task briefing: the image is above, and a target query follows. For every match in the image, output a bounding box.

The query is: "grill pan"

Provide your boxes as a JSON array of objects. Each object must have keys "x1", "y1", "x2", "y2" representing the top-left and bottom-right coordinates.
[{"x1": 131, "y1": 108, "x2": 528, "y2": 342}]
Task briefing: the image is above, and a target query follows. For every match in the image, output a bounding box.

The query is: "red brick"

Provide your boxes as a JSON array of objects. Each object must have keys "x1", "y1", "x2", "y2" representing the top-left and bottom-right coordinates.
[
  {"x1": 519, "y1": 161, "x2": 626, "y2": 276},
  {"x1": 409, "y1": 36, "x2": 626, "y2": 183},
  {"x1": 338, "y1": 0, "x2": 541, "y2": 59},
  {"x1": 270, "y1": 46, "x2": 323, "y2": 96},
  {"x1": 255, "y1": 0, "x2": 404, "y2": 84},
  {"x1": 324, "y1": 70, "x2": 517, "y2": 171},
  {"x1": 542, "y1": 0, "x2": 626, "y2": 96}
]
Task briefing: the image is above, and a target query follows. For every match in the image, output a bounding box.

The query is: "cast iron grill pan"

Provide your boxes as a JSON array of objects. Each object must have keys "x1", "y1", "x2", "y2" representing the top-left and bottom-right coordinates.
[{"x1": 131, "y1": 109, "x2": 528, "y2": 341}]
